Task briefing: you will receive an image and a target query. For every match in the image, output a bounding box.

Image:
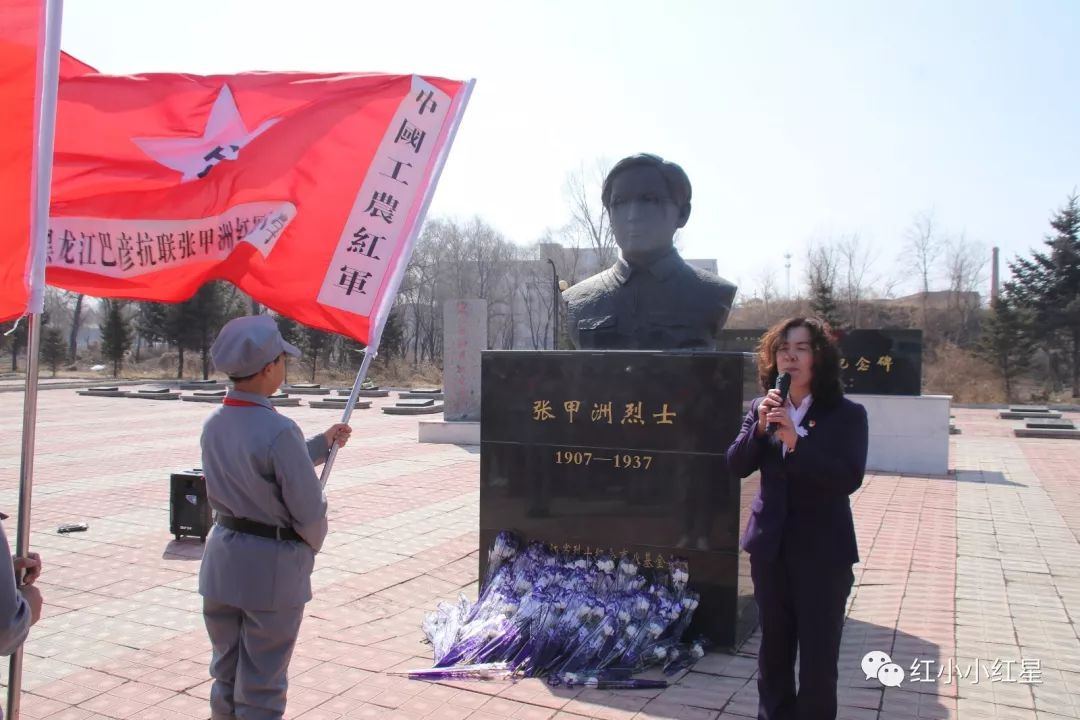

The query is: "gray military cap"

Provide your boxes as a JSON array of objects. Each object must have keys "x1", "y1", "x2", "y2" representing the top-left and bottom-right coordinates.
[{"x1": 211, "y1": 314, "x2": 300, "y2": 377}]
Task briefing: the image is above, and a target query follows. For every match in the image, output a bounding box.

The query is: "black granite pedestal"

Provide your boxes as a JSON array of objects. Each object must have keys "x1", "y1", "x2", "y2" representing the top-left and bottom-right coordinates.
[{"x1": 480, "y1": 350, "x2": 759, "y2": 649}]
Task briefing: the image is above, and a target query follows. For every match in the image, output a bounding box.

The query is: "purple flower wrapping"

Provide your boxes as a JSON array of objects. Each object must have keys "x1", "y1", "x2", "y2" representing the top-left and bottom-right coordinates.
[{"x1": 421, "y1": 532, "x2": 702, "y2": 683}]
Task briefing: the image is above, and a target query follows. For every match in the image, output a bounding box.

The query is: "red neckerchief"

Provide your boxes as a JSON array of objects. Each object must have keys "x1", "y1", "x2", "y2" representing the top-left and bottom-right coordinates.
[{"x1": 223, "y1": 397, "x2": 277, "y2": 412}]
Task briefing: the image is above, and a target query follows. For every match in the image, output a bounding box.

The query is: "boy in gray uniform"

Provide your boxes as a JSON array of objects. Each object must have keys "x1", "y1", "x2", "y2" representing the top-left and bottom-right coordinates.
[{"x1": 200, "y1": 315, "x2": 351, "y2": 720}]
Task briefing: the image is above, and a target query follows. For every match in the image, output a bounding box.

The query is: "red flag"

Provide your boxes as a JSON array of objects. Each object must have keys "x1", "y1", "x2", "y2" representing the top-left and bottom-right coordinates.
[
  {"x1": 0, "y1": 0, "x2": 43, "y2": 322},
  {"x1": 46, "y1": 71, "x2": 469, "y2": 343}
]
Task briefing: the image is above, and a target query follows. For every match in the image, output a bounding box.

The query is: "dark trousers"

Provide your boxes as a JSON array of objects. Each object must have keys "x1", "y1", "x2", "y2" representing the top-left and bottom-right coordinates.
[{"x1": 750, "y1": 550, "x2": 853, "y2": 720}]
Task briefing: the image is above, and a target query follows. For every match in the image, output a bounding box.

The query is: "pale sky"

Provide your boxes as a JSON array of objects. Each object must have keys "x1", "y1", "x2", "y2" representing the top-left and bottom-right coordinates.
[{"x1": 60, "y1": 0, "x2": 1079, "y2": 299}]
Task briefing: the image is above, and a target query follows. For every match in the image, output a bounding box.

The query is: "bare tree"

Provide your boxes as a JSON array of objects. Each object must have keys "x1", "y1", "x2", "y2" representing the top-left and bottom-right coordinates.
[
  {"x1": 564, "y1": 159, "x2": 616, "y2": 268},
  {"x1": 754, "y1": 267, "x2": 778, "y2": 326},
  {"x1": 516, "y1": 244, "x2": 556, "y2": 349},
  {"x1": 903, "y1": 211, "x2": 943, "y2": 323},
  {"x1": 403, "y1": 224, "x2": 444, "y2": 364},
  {"x1": 488, "y1": 250, "x2": 521, "y2": 351},
  {"x1": 837, "y1": 234, "x2": 875, "y2": 329},
  {"x1": 64, "y1": 291, "x2": 85, "y2": 358},
  {"x1": 398, "y1": 215, "x2": 520, "y2": 361},
  {"x1": 463, "y1": 216, "x2": 514, "y2": 303},
  {"x1": 943, "y1": 232, "x2": 987, "y2": 345}
]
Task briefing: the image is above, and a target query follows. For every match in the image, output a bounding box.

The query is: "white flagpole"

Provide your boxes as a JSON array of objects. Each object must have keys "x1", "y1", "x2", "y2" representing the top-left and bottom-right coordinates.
[
  {"x1": 7, "y1": 1, "x2": 64, "y2": 717},
  {"x1": 320, "y1": 78, "x2": 475, "y2": 488}
]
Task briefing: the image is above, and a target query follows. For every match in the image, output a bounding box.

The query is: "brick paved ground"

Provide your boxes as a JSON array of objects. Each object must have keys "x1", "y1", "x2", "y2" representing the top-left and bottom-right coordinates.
[{"x1": 0, "y1": 391, "x2": 1077, "y2": 719}]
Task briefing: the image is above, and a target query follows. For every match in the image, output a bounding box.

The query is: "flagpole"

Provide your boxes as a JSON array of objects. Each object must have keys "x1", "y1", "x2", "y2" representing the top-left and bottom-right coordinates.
[
  {"x1": 320, "y1": 78, "x2": 476, "y2": 488},
  {"x1": 7, "y1": 0, "x2": 64, "y2": 717}
]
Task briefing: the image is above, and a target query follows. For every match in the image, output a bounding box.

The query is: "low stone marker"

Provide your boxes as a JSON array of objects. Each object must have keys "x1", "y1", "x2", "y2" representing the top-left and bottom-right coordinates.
[
  {"x1": 268, "y1": 392, "x2": 301, "y2": 407},
  {"x1": 309, "y1": 397, "x2": 372, "y2": 410},
  {"x1": 383, "y1": 397, "x2": 444, "y2": 415},
  {"x1": 1014, "y1": 415, "x2": 1080, "y2": 439},
  {"x1": 179, "y1": 380, "x2": 224, "y2": 390},
  {"x1": 127, "y1": 387, "x2": 180, "y2": 400},
  {"x1": 999, "y1": 410, "x2": 1063, "y2": 420},
  {"x1": 399, "y1": 391, "x2": 445, "y2": 400},
  {"x1": 338, "y1": 388, "x2": 390, "y2": 398},
  {"x1": 77, "y1": 386, "x2": 127, "y2": 397},
  {"x1": 181, "y1": 390, "x2": 227, "y2": 403},
  {"x1": 283, "y1": 383, "x2": 331, "y2": 395}
]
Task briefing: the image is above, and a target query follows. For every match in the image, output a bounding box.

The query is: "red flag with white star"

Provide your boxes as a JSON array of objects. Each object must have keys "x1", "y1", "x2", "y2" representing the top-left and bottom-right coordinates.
[{"x1": 46, "y1": 71, "x2": 470, "y2": 343}]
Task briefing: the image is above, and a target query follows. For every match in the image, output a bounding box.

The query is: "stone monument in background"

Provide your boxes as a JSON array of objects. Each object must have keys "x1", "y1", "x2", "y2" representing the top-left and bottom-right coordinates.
[{"x1": 418, "y1": 299, "x2": 486, "y2": 444}]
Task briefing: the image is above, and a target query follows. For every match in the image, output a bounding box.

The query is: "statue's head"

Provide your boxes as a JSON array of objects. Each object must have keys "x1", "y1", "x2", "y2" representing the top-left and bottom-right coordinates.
[{"x1": 602, "y1": 154, "x2": 691, "y2": 263}]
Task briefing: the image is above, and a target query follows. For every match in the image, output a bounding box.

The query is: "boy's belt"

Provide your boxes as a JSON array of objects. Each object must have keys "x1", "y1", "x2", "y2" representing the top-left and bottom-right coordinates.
[{"x1": 216, "y1": 515, "x2": 301, "y2": 542}]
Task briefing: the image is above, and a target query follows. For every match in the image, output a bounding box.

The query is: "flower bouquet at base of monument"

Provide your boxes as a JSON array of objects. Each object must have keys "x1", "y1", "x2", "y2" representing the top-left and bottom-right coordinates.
[{"x1": 419, "y1": 532, "x2": 705, "y2": 686}]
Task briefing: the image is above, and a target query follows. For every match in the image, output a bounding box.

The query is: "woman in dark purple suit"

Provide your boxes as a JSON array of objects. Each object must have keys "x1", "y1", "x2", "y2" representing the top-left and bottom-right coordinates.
[{"x1": 726, "y1": 317, "x2": 869, "y2": 720}]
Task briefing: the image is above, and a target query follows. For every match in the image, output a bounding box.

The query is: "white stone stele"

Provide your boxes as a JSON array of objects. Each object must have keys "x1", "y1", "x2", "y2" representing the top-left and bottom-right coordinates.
[
  {"x1": 417, "y1": 419, "x2": 480, "y2": 445},
  {"x1": 852, "y1": 393, "x2": 951, "y2": 476},
  {"x1": 420, "y1": 299, "x2": 486, "y2": 445},
  {"x1": 442, "y1": 299, "x2": 486, "y2": 422}
]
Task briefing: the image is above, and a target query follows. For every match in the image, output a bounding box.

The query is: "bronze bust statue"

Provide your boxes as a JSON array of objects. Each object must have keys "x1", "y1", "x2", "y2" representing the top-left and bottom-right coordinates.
[{"x1": 563, "y1": 154, "x2": 738, "y2": 350}]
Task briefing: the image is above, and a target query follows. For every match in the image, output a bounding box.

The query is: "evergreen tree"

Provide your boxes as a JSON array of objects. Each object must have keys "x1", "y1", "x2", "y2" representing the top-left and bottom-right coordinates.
[
  {"x1": 1006, "y1": 194, "x2": 1080, "y2": 396},
  {"x1": 379, "y1": 308, "x2": 405, "y2": 358},
  {"x1": 979, "y1": 294, "x2": 1031, "y2": 401},
  {"x1": 99, "y1": 299, "x2": 133, "y2": 377},
  {"x1": 40, "y1": 326, "x2": 67, "y2": 377},
  {"x1": 162, "y1": 299, "x2": 202, "y2": 378},
  {"x1": 273, "y1": 313, "x2": 302, "y2": 384},
  {"x1": 301, "y1": 325, "x2": 331, "y2": 382},
  {"x1": 133, "y1": 301, "x2": 170, "y2": 362},
  {"x1": 160, "y1": 282, "x2": 243, "y2": 378},
  {"x1": 809, "y1": 275, "x2": 842, "y2": 328},
  {"x1": 187, "y1": 282, "x2": 242, "y2": 379},
  {"x1": 274, "y1": 313, "x2": 302, "y2": 349}
]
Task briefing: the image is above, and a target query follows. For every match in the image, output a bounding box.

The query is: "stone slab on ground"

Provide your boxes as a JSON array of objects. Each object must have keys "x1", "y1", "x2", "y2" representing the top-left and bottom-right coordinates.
[
  {"x1": 1014, "y1": 426, "x2": 1080, "y2": 439},
  {"x1": 337, "y1": 388, "x2": 390, "y2": 398},
  {"x1": 125, "y1": 390, "x2": 181, "y2": 400},
  {"x1": 178, "y1": 380, "x2": 224, "y2": 391},
  {"x1": 383, "y1": 401, "x2": 445, "y2": 415},
  {"x1": 283, "y1": 384, "x2": 331, "y2": 395},
  {"x1": 999, "y1": 410, "x2": 1064, "y2": 420},
  {"x1": 1024, "y1": 417, "x2": 1076, "y2": 429},
  {"x1": 308, "y1": 398, "x2": 372, "y2": 410},
  {"x1": 399, "y1": 391, "x2": 445, "y2": 401},
  {"x1": 396, "y1": 398, "x2": 434, "y2": 407},
  {"x1": 1009, "y1": 404, "x2": 1052, "y2": 413}
]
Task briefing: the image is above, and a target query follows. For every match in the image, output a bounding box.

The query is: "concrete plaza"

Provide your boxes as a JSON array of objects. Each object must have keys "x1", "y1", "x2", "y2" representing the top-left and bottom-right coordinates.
[{"x1": 0, "y1": 388, "x2": 1078, "y2": 719}]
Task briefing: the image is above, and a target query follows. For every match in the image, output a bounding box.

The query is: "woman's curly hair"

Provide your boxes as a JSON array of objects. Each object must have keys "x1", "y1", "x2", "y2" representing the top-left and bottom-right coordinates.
[{"x1": 756, "y1": 317, "x2": 844, "y2": 406}]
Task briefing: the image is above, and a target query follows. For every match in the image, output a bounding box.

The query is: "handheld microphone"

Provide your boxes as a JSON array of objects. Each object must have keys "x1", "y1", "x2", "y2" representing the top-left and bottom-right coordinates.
[{"x1": 766, "y1": 372, "x2": 791, "y2": 435}]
